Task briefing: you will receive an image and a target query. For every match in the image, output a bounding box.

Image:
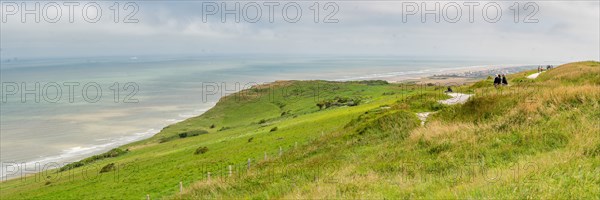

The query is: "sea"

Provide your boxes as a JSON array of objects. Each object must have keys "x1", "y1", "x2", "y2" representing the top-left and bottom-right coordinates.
[{"x1": 0, "y1": 55, "x2": 559, "y2": 179}]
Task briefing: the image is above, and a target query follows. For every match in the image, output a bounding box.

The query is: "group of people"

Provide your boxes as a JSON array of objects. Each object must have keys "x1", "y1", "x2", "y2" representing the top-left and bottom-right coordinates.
[
  {"x1": 538, "y1": 65, "x2": 553, "y2": 72},
  {"x1": 493, "y1": 74, "x2": 508, "y2": 88}
]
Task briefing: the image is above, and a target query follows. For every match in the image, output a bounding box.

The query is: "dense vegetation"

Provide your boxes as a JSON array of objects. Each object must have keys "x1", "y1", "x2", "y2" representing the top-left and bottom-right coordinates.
[
  {"x1": 57, "y1": 148, "x2": 128, "y2": 172},
  {"x1": 1, "y1": 61, "x2": 598, "y2": 199}
]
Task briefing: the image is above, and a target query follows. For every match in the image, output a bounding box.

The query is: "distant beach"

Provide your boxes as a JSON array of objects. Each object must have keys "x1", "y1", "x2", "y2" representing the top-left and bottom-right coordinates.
[
  {"x1": 344, "y1": 64, "x2": 546, "y2": 84},
  {"x1": 0, "y1": 56, "x2": 558, "y2": 180}
]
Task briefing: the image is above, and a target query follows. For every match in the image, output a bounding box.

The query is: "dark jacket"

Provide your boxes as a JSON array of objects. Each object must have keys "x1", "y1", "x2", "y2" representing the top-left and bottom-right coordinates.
[
  {"x1": 494, "y1": 76, "x2": 501, "y2": 84},
  {"x1": 502, "y1": 77, "x2": 508, "y2": 85}
]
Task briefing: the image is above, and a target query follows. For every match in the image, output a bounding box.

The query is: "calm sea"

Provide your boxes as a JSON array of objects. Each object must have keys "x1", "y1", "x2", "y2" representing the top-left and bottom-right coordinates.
[{"x1": 0, "y1": 55, "x2": 553, "y2": 179}]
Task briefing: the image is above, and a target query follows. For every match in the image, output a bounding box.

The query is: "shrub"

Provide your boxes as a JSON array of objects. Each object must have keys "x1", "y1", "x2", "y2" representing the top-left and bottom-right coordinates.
[
  {"x1": 195, "y1": 147, "x2": 209, "y2": 155},
  {"x1": 159, "y1": 136, "x2": 176, "y2": 143},
  {"x1": 248, "y1": 137, "x2": 254, "y2": 143},
  {"x1": 317, "y1": 97, "x2": 363, "y2": 110},
  {"x1": 59, "y1": 148, "x2": 127, "y2": 172},
  {"x1": 218, "y1": 127, "x2": 231, "y2": 131},
  {"x1": 316, "y1": 102, "x2": 325, "y2": 110},
  {"x1": 99, "y1": 163, "x2": 116, "y2": 173},
  {"x1": 270, "y1": 127, "x2": 278, "y2": 132},
  {"x1": 210, "y1": 124, "x2": 216, "y2": 129},
  {"x1": 259, "y1": 119, "x2": 267, "y2": 124},
  {"x1": 179, "y1": 130, "x2": 209, "y2": 138},
  {"x1": 355, "y1": 80, "x2": 388, "y2": 85}
]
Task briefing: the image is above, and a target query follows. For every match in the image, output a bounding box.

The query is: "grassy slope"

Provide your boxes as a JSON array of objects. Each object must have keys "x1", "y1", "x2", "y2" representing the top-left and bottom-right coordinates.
[
  {"x1": 170, "y1": 61, "x2": 599, "y2": 199},
  {"x1": 1, "y1": 80, "x2": 433, "y2": 199},
  {"x1": 1, "y1": 62, "x2": 599, "y2": 199}
]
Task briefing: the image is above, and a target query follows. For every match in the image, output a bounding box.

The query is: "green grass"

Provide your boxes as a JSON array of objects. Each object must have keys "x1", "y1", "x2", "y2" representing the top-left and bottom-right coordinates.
[{"x1": 1, "y1": 62, "x2": 599, "y2": 199}]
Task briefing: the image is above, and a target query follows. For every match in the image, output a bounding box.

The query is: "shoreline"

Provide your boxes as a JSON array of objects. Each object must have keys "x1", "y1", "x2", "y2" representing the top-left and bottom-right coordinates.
[
  {"x1": 338, "y1": 63, "x2": 549, "y2": 84},
  {"x1": 0, "y1": 105, "x2": 216, "y2": 181},
  {"x1": 0, "y1": 63, "x2": 545, "y2": 181},
  {"x1": 371, "y1": 64, "x2": 544, "y2": 85}
]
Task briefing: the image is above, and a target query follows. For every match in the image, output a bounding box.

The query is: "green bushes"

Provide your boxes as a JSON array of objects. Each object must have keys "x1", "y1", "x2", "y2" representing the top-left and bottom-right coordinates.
[
  {"x1": 99, "y1": 163, "x2": 116, "y2": 173},
  {"x1": 218, "y1": 126, "x2": 231, "y2": 131},
  {"x1": 195, "y1": 147, "x2": 209, "y2": 155},
  {"x1": 160, "y1": 129, "x2": 208, "y2": 143},
  {"x1": 158, "y1": 136, "x2": 174, "y2": 143},
  {"x1": 270, "y1": 127, "x2": 278, "y2": 132},
  {"x1": 179, "y1": 130, "x2": 208, "y2": 138},
  {"x1": 316, "y1": 96, "x2": 363, "y2": 110},
  {"x1": 59, "y1": 148, "x2": 127, "y2": 172},
  {"x1": 354, "y1": 80, "x2": 389, "y2": 85}
]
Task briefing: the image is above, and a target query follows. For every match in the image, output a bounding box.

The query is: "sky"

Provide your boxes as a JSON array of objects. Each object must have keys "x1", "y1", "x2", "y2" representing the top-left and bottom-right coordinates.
[{"x1": 0, "y1": 1, "x2": 599, "y2": 62}]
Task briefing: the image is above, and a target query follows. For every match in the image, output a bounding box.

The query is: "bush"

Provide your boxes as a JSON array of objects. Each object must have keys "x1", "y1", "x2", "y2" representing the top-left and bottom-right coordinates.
[
  {"x1": 59, "y1": 148, "x2": 127, "y2": 172},
  {"x1": 317, "y1": 96, "x2": 363, "y2": 110},
  {"x1": 355, "y1": 80, "x2": 388, "y2": 85},
  {"x1": 99, "y1": 163, "x2": 116, "y2": 173},
  {"x1": 218, "y1": 127, "x2": 231, "y2": 131},
  {"x1": 270, "y1": 127, "x2": 278, "y2": 132},
  {"x1": 179, "y1": 130, "x2": 209, "y2": 138},
  {"x1": 248, "y1": 137, "x2": 254, "y2": 143},
  {"x1": 159, "y1": 136, "x2": 176, "y2": 143},
  {"x1": 195, "y1": 146, "x2": 209, "y2": 155},
  {"x1": 259, "y1": 119, "x2": 267, "y2": 124},
  {"x1": 209, "y1": 124, "x2": 216, "y2": 129}
]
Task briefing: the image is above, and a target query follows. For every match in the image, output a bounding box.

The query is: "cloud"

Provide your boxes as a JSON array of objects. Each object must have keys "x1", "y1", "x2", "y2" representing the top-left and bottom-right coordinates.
[{"x1": 0, "y1": 1, "x2": 598, "y2": 62}]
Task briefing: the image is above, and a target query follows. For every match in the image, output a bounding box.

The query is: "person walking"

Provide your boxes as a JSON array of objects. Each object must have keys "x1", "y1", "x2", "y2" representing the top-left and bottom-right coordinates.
[
  {"x1": 494, "y1": 74, "x2": 501, "y2": 88},
  {"x1": 501, "y1": 74, "x2": 508, "y2": 86},
  {"x1": 445, "y1": 86, "x2": 453, "y2": 93}
]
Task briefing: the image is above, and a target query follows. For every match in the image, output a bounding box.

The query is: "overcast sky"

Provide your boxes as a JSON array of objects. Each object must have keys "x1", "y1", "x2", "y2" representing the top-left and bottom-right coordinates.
[{"x1": 0, "y1": 1, "x2": 598, "y2": 62}]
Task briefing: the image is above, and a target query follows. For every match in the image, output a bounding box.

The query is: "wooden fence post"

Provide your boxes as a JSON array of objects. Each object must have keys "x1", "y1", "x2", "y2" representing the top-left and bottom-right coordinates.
[
  {"x1": 228, "y1": 165, "x2": 232, "y2": 177},
  {"x1": 179, "y1": 181, "x2": 183, "y2": 193},
  {"x1": 207, "y1": 172, "x2": 211, "y2": 181},
  {"x1": 247, "y1": 159, "x2": 251, "y2": 170},
  {"x1": 146, "y1": 194, "x2": 150, "y2": 200},
  {"x1": 279, "y1": 146, "x2": 283, "y2": 156}
]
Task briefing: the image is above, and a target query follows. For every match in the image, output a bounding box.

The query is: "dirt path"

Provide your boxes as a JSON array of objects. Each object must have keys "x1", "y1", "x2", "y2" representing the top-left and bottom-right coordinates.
[
  {"x1": 527, "y1": 72, "x2": 543, "y2": 79},
  {"x1": 417, "y1": 70, "x2": 542, "y2": 125},
  {"x1": 438, "y1": 93, "x2": 473, "y2": 105},
  {"x1": 416, "y1": 92, "x2": 473, "y2": 126},
  {"x1": 416, "y1": 112, "x2": 435, "y2": 126}
]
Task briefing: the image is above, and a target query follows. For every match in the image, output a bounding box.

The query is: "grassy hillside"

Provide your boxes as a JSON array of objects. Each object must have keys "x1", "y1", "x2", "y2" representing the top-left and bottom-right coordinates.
[{"x1": 1, "y1": 61, "x2": 598, "y2": 199}]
